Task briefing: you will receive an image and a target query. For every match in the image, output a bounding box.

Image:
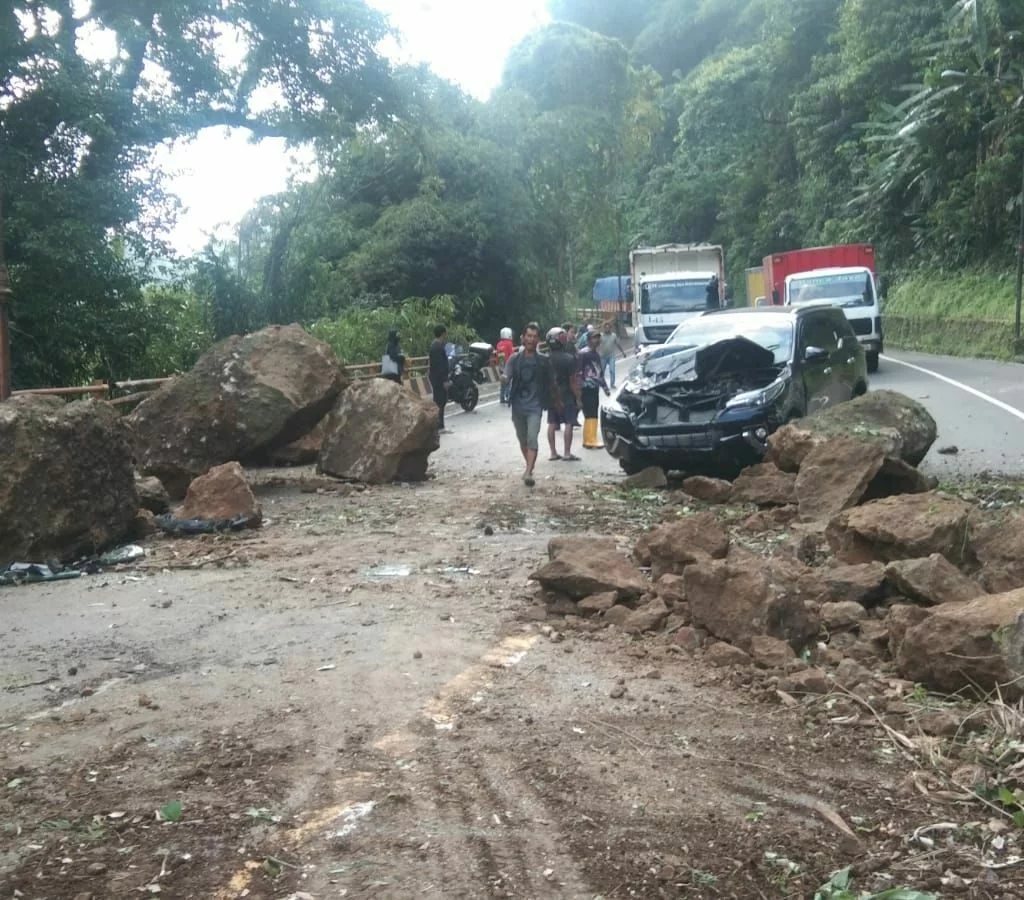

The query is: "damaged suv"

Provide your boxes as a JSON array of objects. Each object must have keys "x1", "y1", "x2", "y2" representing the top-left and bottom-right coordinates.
[{"x1": 602, "y1": 305, "x2": 868, "y2": 475}]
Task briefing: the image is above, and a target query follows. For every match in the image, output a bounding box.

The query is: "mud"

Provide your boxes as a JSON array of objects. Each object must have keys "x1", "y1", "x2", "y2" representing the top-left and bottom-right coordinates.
[{"x1": 0, "y1": 462, "x2": 1021, "y2": 899}]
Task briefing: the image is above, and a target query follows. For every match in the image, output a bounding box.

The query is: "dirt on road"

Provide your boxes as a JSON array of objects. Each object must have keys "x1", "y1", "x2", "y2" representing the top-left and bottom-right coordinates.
[{"x1": 1, "y1": 461, "x2": 1022, "y2": 899}]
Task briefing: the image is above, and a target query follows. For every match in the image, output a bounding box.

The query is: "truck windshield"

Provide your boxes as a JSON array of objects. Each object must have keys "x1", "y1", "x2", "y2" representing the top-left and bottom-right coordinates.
[
  {"x1": 641, "y1": 280, "x2": 710, "y2": 314},
  {"x1": 788, "y1": 272, "x2": 874, "y2": 308}
]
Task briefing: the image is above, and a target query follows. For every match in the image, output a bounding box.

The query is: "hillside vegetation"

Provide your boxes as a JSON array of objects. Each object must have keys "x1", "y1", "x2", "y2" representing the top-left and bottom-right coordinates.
[{"x1": 4, "y1": 0, "x2": 1024, "y2": 385}]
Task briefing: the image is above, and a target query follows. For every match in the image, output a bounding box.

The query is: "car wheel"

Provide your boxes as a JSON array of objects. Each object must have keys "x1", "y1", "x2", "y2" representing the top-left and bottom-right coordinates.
[
  {"x1": 866, "y1": 351, "x2": 879, "y2": 374},
  {"x1": 619, "y1": 457, "x2": 651, "y2": 476}
]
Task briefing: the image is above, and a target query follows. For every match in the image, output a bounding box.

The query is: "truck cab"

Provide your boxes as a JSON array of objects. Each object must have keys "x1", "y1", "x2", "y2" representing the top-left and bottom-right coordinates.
[
  {"x1": 783, "y1": 266, "x2": 883, "y2": 373},
  {"x1": 634, "y1": 272, "x2": 718, "y2": 349}
]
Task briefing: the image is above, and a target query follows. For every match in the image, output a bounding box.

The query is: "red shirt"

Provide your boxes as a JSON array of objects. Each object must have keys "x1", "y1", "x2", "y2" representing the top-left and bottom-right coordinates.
[{"x1": 495, "y1": 339, "x2": 516, "y2": 366}]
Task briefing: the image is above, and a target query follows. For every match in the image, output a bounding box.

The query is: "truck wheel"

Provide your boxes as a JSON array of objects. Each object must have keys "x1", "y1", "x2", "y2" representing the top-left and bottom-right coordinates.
[{"x1": 866, "y1": 351, "x2": 879, "y2": 374}]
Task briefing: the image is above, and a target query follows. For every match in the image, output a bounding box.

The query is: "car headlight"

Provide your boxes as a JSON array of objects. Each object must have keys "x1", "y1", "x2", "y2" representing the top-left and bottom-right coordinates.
[{"x1": 725, "y1": 378, "x2": 787, "y2": 410}]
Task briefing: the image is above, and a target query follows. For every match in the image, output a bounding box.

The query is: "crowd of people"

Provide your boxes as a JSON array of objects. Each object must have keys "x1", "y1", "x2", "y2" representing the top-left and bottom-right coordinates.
[{"x1": 380, "y1": 319, "x2": 629, "y2": 487}]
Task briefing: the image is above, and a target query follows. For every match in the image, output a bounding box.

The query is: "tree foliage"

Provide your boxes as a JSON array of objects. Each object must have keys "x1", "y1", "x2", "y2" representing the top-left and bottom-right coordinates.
[{"x1": 7, "y1": 0, "x2": 1024, "y2": 386}]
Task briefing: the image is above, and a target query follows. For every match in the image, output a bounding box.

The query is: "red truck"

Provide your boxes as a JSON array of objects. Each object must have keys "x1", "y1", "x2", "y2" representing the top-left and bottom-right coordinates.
[{"x1": 763, "y1": 243, "x2": 883, "y2": 373}]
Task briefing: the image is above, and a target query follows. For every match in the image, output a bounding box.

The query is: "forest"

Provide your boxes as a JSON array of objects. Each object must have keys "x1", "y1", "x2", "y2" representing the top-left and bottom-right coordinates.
[{"x1": 3, "y1": 0, "x2": 1023, "y2": 388}]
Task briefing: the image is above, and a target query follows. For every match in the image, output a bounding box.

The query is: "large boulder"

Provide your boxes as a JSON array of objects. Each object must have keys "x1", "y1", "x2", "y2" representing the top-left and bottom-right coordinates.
[
  {"x1": 180, "y1": 462, "x2": 261, "y2": 525},
  {"x1": 683, "y1": 559, "x2": 818, "y2": 651},
  {"x1": 823, "y1": 563, "x2": 888, "y2": 607},
  {"x1": 795, "y1": 438, "x2": 885, "y2": 521},
  {"x1": 730, "y1": 463, "x2": 796, "y2": 508},
  {"x1": 826, "y1": 493, "x2": 972, "y2": 565},
  {"x1": 972, "y1": 513, "x2": 1024, "y2": 593},
  {"x1": 128, "y1": 325, "x2": 344, "y2": 497},
  {"x1": 767, "y1": 390, "x2": 937, "y2": 473},
  {"x1": 317, "y1": 379, "x2": 440, "y2": 484},
  {"x1": 633, "y1": 512, "x2": 729, "y2": 577},
  {"x1": 885, "y1": 555, "x2": 985, "y2": 606},
  {"x1": 0, "y1": 397, "x2": 139, "y2": 566},
  {"x1": 531, "y1": 538, "x2": 647, "y2": 600},
  {"x1": 265, "y1": 419, "x2": 327, "y2": 467},
  {"x1": 897, "y1": 591, "x2": 1024, "y2": 698}
]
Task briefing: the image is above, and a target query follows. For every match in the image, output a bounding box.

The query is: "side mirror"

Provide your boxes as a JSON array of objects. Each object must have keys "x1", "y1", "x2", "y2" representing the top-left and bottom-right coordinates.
[
  {"x1": 804, "y1": 346, "x2": 829, "y2": 364},
  {"x1": 640, "y1": 286, "x2": 651, "y2": 315},
  {"x1": 772, "y1": 288, "x2": 780, "y2": 305},
  {"x1": 724, "y1": 284, "x2": 734, "y2": 301}
]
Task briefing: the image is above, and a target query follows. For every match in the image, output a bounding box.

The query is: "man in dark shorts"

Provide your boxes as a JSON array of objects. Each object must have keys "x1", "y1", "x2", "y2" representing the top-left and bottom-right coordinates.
[
  {"x1": 428, "y1": 324, "x2": 452, "y2": 434},
  {"x1": 502, "y1": 322, "x2": 560, "y2": 486},
  {"x1": 545, "y1": 326, "x2": 581, "y2": 462}
]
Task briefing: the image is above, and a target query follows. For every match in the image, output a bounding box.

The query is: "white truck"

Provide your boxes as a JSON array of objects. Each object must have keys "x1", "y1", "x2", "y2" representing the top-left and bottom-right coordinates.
[{"x1": 630, "y1": 244, "x2": 726, "y2": 351}]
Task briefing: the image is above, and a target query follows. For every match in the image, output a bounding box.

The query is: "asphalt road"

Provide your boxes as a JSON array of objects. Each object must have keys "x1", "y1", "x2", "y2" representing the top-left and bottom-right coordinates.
[{"x1": 434, "y1": 349, "x2": 1024, "y2": 483}]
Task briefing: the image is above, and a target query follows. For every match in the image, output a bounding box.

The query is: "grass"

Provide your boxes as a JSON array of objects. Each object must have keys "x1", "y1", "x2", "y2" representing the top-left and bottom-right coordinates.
[{"x1": 884, "y1": 267, "x2": 1024, "y2": 360}]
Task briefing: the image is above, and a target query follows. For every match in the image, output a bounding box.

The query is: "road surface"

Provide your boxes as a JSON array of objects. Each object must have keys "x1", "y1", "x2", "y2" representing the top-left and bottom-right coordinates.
[{"x1": 439, "y1": 350, "x2": 1024, "y2": 483}]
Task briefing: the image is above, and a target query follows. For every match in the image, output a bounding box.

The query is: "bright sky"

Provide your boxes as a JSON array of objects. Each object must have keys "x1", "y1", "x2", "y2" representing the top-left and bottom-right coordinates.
[{"x1": 163, "y1": 0, "x2": 550, "y2": 255}]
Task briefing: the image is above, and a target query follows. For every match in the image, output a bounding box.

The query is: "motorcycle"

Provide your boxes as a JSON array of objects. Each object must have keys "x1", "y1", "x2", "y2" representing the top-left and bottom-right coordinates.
[{"x1": 447, "y1": 342, "x2": 493, "y2": 413}]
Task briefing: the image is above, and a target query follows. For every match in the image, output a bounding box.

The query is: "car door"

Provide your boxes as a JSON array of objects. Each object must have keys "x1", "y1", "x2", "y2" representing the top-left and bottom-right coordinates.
[
  {"x1": 828, "y1": 309, "x2": 864, "y2": 399},
  {"x1": 796, "y1": 312, "x2": 841, "y2": 414}
]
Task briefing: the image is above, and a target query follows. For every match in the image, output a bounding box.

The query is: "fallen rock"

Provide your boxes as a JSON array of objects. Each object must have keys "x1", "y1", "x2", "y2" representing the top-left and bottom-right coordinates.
[
  {"x1": 821, "y1": 601, "x2": 868, "y2": 632},
  {"x1": 579, "y1": 592, "x2": 618, "y2": 614},
  {"x1": 897, "y1": 590, "x2": 1024, "y2": 698},
  {"x1": 862, "y1": 457, "x2": 936, "y2": 502},
  {"x1": 684, "y1": 559, "x2": 818, "y2": 651},
  {"x1": 129, "y1": 324, "x2": 345, "y2": 496},
  {"x1": 132, "y1": 508, "x2": 159, "y2": 538},
  {"x1": 633, "y1": 512, "x2": 729, "y2": 577},
  {"x1": 318, "y1": 378, "x2": 440, "y2": 483},
  {"x1": 886, "y1": 604, "x2": 933, "y2": 659},
  {"x1": 730, "y1": 463, "x2": 797, "y2": 507},
  {"x1": 795, "y1": 438, "x2": 885, "y2": 520},
  {"x1": 885, "y1": 555, "x2": 985, "y2": 606},
  {"x1": 673, "y1": 626, "x2": 707, "y2": 651},
  {"x1": 767, "y1": 390, "x2": 937, "y2": 473},
  {"x1": 972, "y1": 513, "x2": 1024, "y2": 593},
  {"x1": 779, "y1": 667, "x2": 831, "y2": 695},
  {"x1": 823, "y1": 563, "x2": 888, "y2": 607},
  {"x1": 654, "y1": 573, "x2": 686, "y2": 606},
  {"x1": 135, "y1": 475, "x2": 170, "y2": 514},
  {"x1": 0, "y1": 397, "x2": 139, "y2": 566},
  {"x1": 622, "y1": 598, "x2": 671, "y2": 633},
  {"x1": 826, "y1": 493, "x2": 972, "y2": 565},
  {"x1": 681, "y1": 476, "x2": 733, "y2": 504},
  {"x1": 532, "y1": 541, "x2": 647, "y2": 601},
  {"x1": 834, "y1": 658, "x2": 874, "y2": 689},
  {"x1": 180, "y1": 462, "x2": 261, "y2": 525},
  {"x1": 749, "y1": 635, "x2": 796, "y2": 669},
  {"x1": 705, "y1": 642, "x2": 752, "y2": 668},
  {"x1": 265, "y1": 419, "x2": 327, "y2": 466},
  {"x1": 743, "y1": 506, "x2": 798, "y2": 534},
  {"x1": 603, "y1": 605, "x2": 633, "y2": 629},
  {"x1": 621, "y1": 466, "x2": 668, "y2": 490}
]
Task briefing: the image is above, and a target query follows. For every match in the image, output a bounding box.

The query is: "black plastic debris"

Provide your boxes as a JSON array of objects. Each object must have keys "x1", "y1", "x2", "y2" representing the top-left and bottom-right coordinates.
[{"x1": 155, "y1": 513, "x2": 257, "y2": 536}]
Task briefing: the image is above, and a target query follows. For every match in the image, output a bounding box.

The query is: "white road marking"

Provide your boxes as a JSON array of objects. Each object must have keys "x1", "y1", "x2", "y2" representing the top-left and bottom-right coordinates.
[{"x1": 882, "y1": 354, "x2": 1024, "y2": 424}]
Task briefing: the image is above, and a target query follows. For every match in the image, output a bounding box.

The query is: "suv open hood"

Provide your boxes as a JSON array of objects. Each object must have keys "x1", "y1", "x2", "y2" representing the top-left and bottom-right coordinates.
[{"x1": 630, "y1": 336, "x2": 777, "y2": 388}]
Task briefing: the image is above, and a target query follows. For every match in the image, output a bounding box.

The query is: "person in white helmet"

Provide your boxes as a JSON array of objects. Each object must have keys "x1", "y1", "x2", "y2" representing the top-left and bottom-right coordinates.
[{"x1": 496, "y1": 327, "x2": 516, "y2": 405}]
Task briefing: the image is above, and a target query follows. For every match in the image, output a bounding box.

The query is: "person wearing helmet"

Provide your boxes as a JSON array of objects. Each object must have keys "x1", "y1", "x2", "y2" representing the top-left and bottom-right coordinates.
[
  {"x1": 496, "y1": 327, "x2": 516, "y2": 405},
  {"x1": 545, "y1": 326, "x2": 582, "y2": 461}
]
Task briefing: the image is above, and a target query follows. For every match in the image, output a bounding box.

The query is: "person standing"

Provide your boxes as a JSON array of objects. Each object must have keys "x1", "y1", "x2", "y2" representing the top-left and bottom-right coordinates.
[
  {"x1": 496, "y1": 327, "x2": 516, "y2": 405},
  {"x1": 598, "y1": 320, "x2": 626, "y2": 389},
  {"x1": 503, "y1": 322, "x2": 560, "y2": 487},
  {"x1": 429, "y1": 324, "x2": 452, "y2": 434},
  {"x1": 578, "y1": 328, "x2": 610, "y2": 449},
  {"x1": 380, "y1": 328, "x2": 406, "y2": 384},
  {"x1": 545, "y1": 327, "x2": 582, "y2": 462}
]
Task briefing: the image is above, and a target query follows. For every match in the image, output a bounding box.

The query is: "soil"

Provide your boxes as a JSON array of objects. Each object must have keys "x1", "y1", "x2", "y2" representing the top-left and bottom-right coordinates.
[{"x1": 2, "y1": 456, "x2": 1023, "y2": 899}]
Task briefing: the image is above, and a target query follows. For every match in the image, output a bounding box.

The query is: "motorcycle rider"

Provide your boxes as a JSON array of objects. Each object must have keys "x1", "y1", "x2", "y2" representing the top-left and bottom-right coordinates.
[{"x1": 496, "y1": 327, "x2": 516, "y2": 405}]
